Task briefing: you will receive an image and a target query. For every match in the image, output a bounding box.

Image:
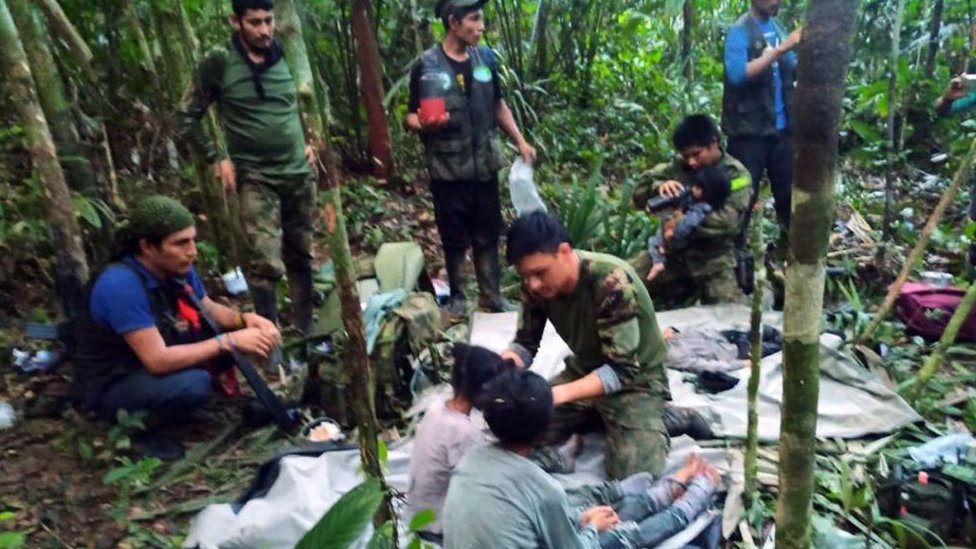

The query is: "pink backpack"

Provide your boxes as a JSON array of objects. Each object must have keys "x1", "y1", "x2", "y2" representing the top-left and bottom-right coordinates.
[{"x1": 895, "y1": 282, "x2": 976, "y2": 341}]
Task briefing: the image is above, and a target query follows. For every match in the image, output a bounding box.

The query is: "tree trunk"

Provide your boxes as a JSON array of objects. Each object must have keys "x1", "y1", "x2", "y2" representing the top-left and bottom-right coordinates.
[
  {"x1": 530, "y1": 0, "x2": 552, "y2": 80},
  {"x1": 877, "y1": 0, "x2": 907, "y2": 265},
  {"x1": 924, "y1": 0, "x2": 944, "y2": 78},
  {"x1": 119, "y1": 0, "x2": 157, "y2": 79},
  {"x1": 775, "y1": 2, "x2": 858, "y2": 548},
  {"x1": 744, "y1": 204, "x2": 765, "y2": 508},
  {"x1": 149, "y1": 0, "x2": 192, "y2": 103},
  {"x1": 857, "y1": 137, "x2": 976, "y2": 345},
  {"x1": 33, "y1": 0, "x2": 94, "y2": 80},
  {"x1": 351, "y1": 0, "x2": 392, "y2": 180},
  {"x1": 9, "y1": 0, "x2": 97, "y2": 194},
  {"x1": 276, "y1": 0, "x2": 391, "y2": 535},
  {"x1": 681, "y1": 0, "x2": 694, "y2": 82},
  {"x1": 1, "y1": 0, "x2": 89, "y2": 315}
]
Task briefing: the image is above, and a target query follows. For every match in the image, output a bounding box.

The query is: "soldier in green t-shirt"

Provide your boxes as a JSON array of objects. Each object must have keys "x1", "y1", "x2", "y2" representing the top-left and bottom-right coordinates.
[
  {"x1": 501, "y1": 212, "x2": 711, "y2": 479},
  {"x1": 177, "y1": 0, "x2": 316, "y2": 337},
  {"x1": 631, "y1": 115, "x2": 752, "y2": 310}
]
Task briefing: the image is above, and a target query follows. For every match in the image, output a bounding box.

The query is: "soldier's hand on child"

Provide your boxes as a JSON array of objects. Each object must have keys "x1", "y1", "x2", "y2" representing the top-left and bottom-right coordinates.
[
  {"x1": 658, "y1": 180, "x2": 685, "y2": 198},
  {"x1": 231, "y1": 327, "x2": 280, "y2": 358},
  {"x1": 647, "y1": 262, "x2": 665, "y2": 282},
  {"x1": 213, "y1": 159, "x2": 237, "y2": 194},
  {"x1": 580, "y1": 506, "x2": 620, "y2": 532}
]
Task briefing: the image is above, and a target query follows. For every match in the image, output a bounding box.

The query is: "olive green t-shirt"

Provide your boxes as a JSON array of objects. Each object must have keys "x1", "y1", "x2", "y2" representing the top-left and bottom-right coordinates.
[
  {"x1": 177, "y1": 43, "x2": 309, "y2": 177},
  {"x1": 513, "y1": 250, "x2": 670, "y2": 397}
]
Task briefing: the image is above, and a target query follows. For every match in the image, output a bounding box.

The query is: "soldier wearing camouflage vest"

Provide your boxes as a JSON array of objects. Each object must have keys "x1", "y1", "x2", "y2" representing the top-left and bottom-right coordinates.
[
  {"x1": 722, "y1": 0, "x2": 801, "y2": 236},
  {"x1": 405, "y1": 0, "x2": 536, "y2": 317},
  {"x1": 631, "y1": 115, "x2": 751, "y2": 309},
  {"x1": 177, "y1": 0, "x2": 316, "y2": 337}
]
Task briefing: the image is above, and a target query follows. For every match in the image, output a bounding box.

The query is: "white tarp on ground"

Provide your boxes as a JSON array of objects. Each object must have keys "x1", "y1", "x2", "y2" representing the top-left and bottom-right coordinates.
[{"x1": 184, "y1": 304, "x2": 920, "y2": 548}]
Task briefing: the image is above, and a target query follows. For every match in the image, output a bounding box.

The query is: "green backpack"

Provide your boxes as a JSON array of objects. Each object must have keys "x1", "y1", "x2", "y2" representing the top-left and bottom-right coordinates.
[{"x1": 306, "y1": 242, "x2": 451, "y2": 427}]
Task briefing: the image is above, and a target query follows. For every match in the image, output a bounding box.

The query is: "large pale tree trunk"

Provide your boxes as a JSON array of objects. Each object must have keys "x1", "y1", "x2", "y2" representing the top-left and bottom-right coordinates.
[
  {"x1": 33, "y1": 0, "x2": 94, "y2": 80},
  {"x1": 276, "y1": 0, "x2": 391, "y2": 533},
  {"x1": 9, "y1": 0, "x2": 96, "y2": 193},
  {"x1": 775, "y1": 1, "x2": 858, "y2": 548},
  {"x1": 119, "y1": 0, "x2": 157, "y2": 79},
  {"x1": 351, "y1": 0, "x2": 392, "y2": 180},
  {"x1": 1, "y1": 0, "x2": 89, "y2": 315}
]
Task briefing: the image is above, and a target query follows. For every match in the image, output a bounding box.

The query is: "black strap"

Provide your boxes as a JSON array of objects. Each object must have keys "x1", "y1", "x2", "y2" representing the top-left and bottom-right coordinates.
[{"x1": 175, "y1": 280, "x2": 298, "y2": 434}]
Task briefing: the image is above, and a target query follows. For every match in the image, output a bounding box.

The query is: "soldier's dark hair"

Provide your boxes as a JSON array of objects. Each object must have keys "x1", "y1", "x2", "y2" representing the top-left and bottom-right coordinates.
[
  {"x1": 233, "y1": 0, "x2": 273, "y2": 18},
  {"x1": 505, "y1": 211, "x2": 571, "y2": 266},
  {"x1": 451, "y1": 343, "x2": 515, "y2": 408},
  {"x1": 435, "y1": 0, "x2": 486, "y2": 29},
  {"x1": 482, "y1": 369, "x2": 553, "y2": 445},
  {"x1": 672, "y1": 114, "x2": 721, "y2": 150},
  {"x1": 692, "y1": 165, "x2": 731, "y2": 210}
]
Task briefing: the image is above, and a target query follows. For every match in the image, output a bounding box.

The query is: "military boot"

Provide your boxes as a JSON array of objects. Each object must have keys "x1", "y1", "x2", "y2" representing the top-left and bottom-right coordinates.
[
  {"x1": 443, "y1": 248, "x2": 468, "y2": 317},
  {"x1": 250, "y1": 284, "x2": 283, "y2": 378},
  {"x1": 663, "y1": 405, "x2": 714, "y2": 440},
  {"x1": 473, "y1": 246, "x2": 517, "y2": 313},
  {"x1": 287, "y1": 268, "x2": 315, "y2": 336}
]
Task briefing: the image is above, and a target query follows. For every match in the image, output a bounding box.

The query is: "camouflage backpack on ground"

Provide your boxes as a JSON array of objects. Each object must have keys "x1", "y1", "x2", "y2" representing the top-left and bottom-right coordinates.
[{"x1": 305, "y1": 242, "x2": 454, "y2": 427}]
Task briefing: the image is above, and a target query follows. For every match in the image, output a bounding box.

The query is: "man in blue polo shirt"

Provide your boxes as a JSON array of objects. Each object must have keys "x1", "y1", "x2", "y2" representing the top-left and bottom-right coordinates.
[
  {"x1": 722, "y1": 0, "x2": 801, "y2": 242},
  {"x1": 73, "y1": 196, "x2": 280, "y2": 457}
]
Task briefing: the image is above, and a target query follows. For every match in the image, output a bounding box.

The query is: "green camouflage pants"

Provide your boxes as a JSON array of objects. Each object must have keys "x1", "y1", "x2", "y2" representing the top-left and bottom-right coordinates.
[
  {"x1": 533, "y1": 373, "x2": 670, "y2": 479},
  {"x1": 238, "y1": 169, "x2": 316, "y2": 291},
  {"x1": 629, "y1": 251, "x2": 743, "y2": 311}
]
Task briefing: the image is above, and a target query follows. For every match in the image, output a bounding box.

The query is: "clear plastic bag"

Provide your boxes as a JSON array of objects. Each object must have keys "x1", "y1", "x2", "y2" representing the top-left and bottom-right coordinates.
[{"x1": 508, "y1": 159, "x2": 547, "y2": 216}]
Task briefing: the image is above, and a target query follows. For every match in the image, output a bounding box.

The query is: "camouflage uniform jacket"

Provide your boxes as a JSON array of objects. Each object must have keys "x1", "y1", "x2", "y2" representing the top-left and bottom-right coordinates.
[
  {"x1": 633, "y1": 153, "x2": 752, "y2": 276},
  {"x1": 509, "y1": 251, "x2": 670, "y2": 398}
]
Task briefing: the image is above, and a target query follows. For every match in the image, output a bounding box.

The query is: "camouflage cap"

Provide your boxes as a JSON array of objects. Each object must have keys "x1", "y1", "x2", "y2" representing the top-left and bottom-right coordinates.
[
  {"x1": 130, "y1": 195, "x2": 195, "y2": 241},
  {"x1": 434, "y1": 0, "x2": 487, "y2": 18}
]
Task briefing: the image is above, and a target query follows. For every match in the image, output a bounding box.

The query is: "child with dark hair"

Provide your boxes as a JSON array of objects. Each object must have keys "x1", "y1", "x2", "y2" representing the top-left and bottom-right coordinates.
[
  {"x1": 406, "y1": 343, "x2": 513, "y2": 540},
  {"x1": 443, "y1": 369, "x2": 720, "y2": 549},
  {"x1": 645, "y1": 165, "x2": 735, "y2": 291}
]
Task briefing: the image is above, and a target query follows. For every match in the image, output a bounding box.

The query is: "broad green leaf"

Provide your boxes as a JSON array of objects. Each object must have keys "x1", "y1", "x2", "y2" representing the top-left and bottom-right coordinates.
[
  {"x1": 408, "y1": 508, "x2": 436, "y2": 532},
  {"x1": 295, "y1": 478, "x2": 384, "y2": 549}
]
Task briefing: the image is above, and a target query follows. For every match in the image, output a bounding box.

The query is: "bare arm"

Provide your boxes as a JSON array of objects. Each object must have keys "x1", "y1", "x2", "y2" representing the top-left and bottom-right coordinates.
[
  {"x1": 745, "y1": 29, "x2": 801, "y2": 80},
  {"x1": 495, "y1": 100, "x2": 536, "y2": 162},
  {"x1": 123, "y1": 327, "x2": 225, "y2": 376},
  {"x1": 552, "y1": 373, "x2": 606, "y2": 405},
  {"x1": 202, "y1": 296, "x2": 279, "y2": 337}
]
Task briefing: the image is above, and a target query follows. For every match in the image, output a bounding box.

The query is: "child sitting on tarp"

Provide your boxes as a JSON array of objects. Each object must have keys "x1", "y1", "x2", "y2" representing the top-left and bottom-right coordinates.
[
  {"x1": 406, "y1": 344, "x2": 512, "y2": 542},
  {"x1": 443, "y1": 369, "x2": 721, "y2": 549}
]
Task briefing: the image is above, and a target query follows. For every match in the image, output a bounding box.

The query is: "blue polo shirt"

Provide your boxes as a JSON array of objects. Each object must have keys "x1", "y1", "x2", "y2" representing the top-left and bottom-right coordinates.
[
  {"x1": 950, "y1": 91, "x2": 976, "y2": 115},
  {"x1": 725, "y1": 16, "x2": 797, "y2": 131},
  {"x1": 89, "y1": 256, "x2": 207, "y2": 334}
]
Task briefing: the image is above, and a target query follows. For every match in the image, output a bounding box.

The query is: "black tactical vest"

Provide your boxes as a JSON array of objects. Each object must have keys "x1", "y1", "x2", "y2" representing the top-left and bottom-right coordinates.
[
  {"x1": 73, "y1": 260, "x2": 213, "y2": 397},
  {"x1": 419, "y1": 45, "x2": 504, "y2": 182},
  {"x1": 721, "y1": 14, "x2": 795, "y2": 138}
]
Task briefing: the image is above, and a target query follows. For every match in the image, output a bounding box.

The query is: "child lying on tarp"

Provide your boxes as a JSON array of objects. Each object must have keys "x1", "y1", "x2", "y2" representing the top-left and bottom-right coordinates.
[{"x1": 442, "y1": 369, "x2": 720, "y2": 549}]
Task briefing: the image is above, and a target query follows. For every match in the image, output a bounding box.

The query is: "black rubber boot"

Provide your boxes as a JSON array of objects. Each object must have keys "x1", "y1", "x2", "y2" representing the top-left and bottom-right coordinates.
[
  {"x1": 250, "y1": 284, "x2": 283, "y2": 377},
  {"x1": 663, "y1": 405, "x2": 714, "y2": 440},
  {"x1": 444, "y1": 248, "x2": 468, "y2": 317},
  {"x1": 473, "y1": 245, "x2": 517, "y2": 313},
  {"x1": 287, "y1": 268, "x2": 315, "y2": 336},
  {"x1": 251, "y1": 285, "x2": 280, "y2": 326}
]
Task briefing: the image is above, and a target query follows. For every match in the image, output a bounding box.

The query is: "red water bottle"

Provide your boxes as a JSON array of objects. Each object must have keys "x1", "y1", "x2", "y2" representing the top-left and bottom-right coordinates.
[{"x1": 419, "y1": 70, "x2": 447, "y2": 124}]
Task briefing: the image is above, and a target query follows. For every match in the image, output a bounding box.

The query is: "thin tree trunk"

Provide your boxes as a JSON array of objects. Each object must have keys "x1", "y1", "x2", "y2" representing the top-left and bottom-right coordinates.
[
  {"x1": 10, "y1": 0, "x2": 97, "y2": 193},
  {"x1": 911, "y1": 278, "x2": 976, "y2": 402},
  {"x1": 351, "y1": 0, "x2": 392, "y2": 180},
  {"x1": 857, "y1": 137, "x2": 976, "y2": 345},
  {"x1": 744, "y1": 204, "x2": 765, "y2": 507},
  {"x1": 924, "y1": 0, "x2": 944, "y2": 78},
  {"x1": 775, "y1": 1, "x2": 858, "y2": 548},
  {"x1": 878, "y1": 0, "x2": 907, "y2": 264},
  {"x1": 33, "y1": 0, "x2": 95, "y2": 80},
  {"x1": 1, "y1": 0, "x2": 89, "y2": 315},
  {"x1": 276, "y1": 0, "x2": 392, "y2": 536},
  {"x1": 150, "y1": 0, "x2": 192, "y2": 103},
  {"x1": 120, "y1": 0, "x2": 157, "y2": 79},
  {"x1": 530, "y1": 0, "x2": 552, "y2": 79},
  {"x1": 682, "y1": 0, "x2": 694, "y2": 82}
]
